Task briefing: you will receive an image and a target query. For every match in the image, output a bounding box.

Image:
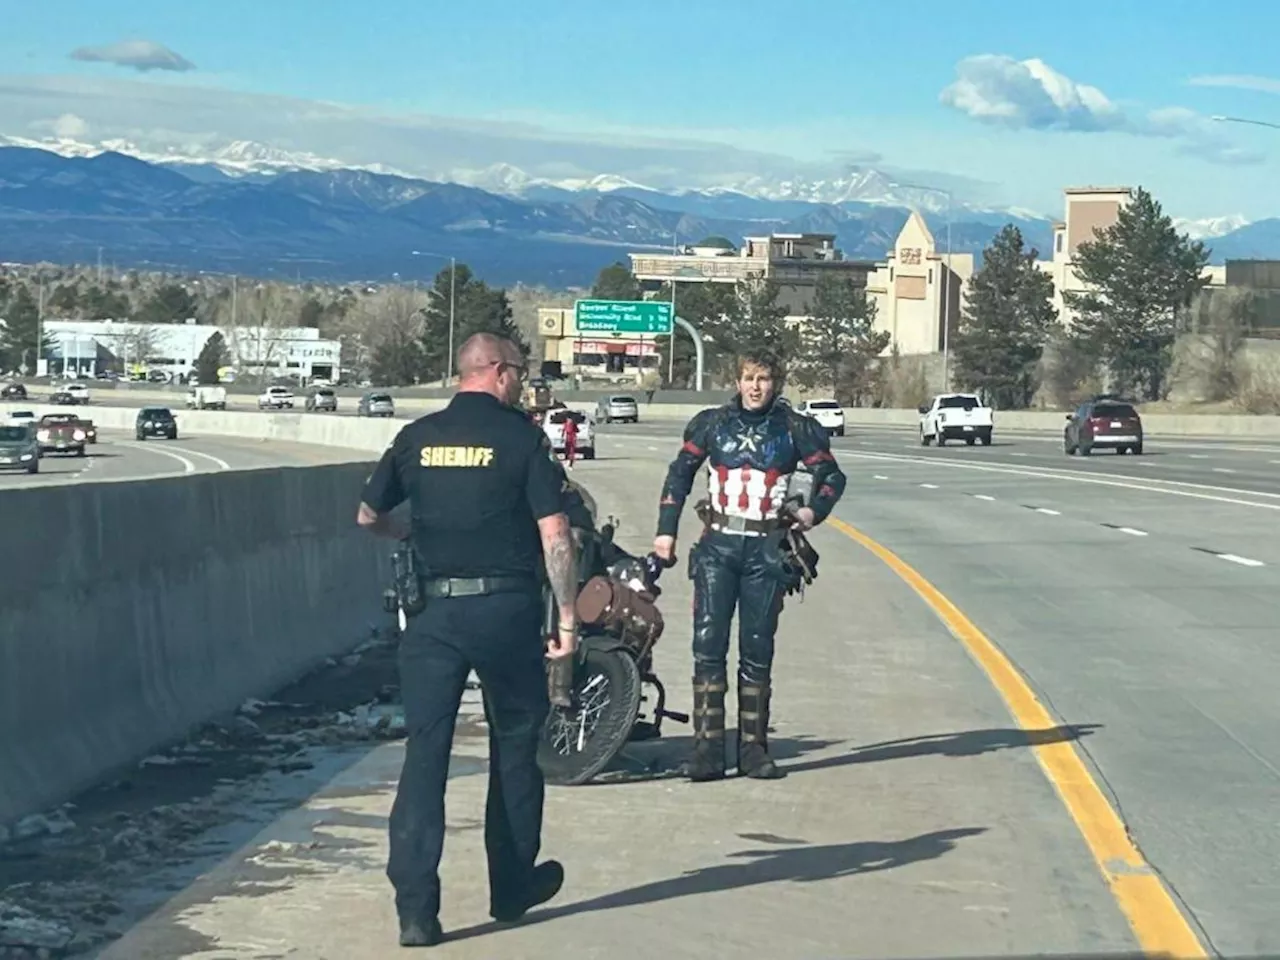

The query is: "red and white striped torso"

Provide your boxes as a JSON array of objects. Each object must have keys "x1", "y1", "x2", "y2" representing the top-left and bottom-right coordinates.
[{"x1": 706, "y1": 464, "x2": 792, "y2": 522}]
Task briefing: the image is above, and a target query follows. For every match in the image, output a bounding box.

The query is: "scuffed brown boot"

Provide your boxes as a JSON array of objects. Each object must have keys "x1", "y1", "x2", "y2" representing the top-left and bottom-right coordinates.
[
  {"x1": 736, "y1": 681, "x2": 785, "y2": 779},
  {"x1": 683, "y1": 673, "x2": 726, "y2": 782}
]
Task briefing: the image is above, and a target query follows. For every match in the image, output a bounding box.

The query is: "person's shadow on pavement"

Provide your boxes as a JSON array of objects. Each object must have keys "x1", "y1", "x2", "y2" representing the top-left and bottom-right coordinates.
[
  {"x1": 781, "y1": 724, "x2": 1100, "y2": 776},
  {"x1": 442, "y1": 826, "x2": 986, "y2": 943}
]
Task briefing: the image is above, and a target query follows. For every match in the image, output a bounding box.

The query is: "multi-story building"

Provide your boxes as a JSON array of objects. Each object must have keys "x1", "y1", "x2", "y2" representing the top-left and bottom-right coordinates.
[
  {"x1": 535, "y1": 308, "x2": 662, "y2": 383},
  {"x1": 629, "y1": 233, "x2": 879, "y2": 316},
  {"x1": 40, "y1": 319, "x2": 341, "y2": 382},
  {"x1": 1037, "y1": 186, "x2": 1225, "y2": 326}
]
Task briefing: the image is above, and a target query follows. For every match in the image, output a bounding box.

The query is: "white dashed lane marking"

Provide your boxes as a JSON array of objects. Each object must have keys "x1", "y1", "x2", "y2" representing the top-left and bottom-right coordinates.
[
  {"x1": 1220, "y1": 553, "x2": 1266, "y2": 568},
  {"x1": 971, "y1": 494, "x2": 996, "y2": 501},
  {"x1": 919, "y1": 483, "x2": 939, "y2": 489},
  {"x1": 1035, "y1": 507, "x2": 1062, "y2": 516},
  {"x1": 1101, "y1": 523, "x2": 1149, "y2": 537},
  {"x1": 1213, "y1": 467, "x2": 1236, "y2": 474},
  {"x1": 1191, "y1": 547, "x2": 1267, "y2": 568},
  {"x1": 873, "y1": 474, "x2": 889, "y2": 480}
]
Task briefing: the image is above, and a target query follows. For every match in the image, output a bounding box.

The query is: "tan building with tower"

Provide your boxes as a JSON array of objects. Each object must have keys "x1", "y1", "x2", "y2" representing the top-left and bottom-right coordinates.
[
  {"x1": 865, "y1": 211, "x2": 973, "y2": 356},
  {"x1": 1037, "y1": 186, "x2": 1225, "y2": 325}
]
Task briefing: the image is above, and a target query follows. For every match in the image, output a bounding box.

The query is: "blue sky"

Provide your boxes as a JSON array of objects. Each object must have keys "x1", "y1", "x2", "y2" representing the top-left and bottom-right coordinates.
[{"x1": 2, "y1": 0, "x2": 1280, "y2": 221}]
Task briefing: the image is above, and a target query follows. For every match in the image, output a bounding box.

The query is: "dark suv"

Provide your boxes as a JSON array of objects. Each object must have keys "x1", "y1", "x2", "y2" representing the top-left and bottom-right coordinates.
[
  {"x1": 1064, "y1": 398, "x2": 1143, "y2": 456},
  {"x1": 136, "y1": 407, "x2": 178, "y2": 441}
]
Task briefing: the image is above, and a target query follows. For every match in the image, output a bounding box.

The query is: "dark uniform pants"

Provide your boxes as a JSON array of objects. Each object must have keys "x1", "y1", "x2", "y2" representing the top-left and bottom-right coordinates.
[
  {"x1": 387, "y1": 587, "x2": 549, "y2": 922},
  {"x1": 690, "y1": 530, "x2": 785, "y2": 685}
]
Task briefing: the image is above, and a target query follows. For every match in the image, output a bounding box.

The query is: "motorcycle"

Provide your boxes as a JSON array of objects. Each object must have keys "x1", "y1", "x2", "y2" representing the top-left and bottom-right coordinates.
[
  {"x1": 379, "y1": 514, "x2": 688, "y2": 787},
  {"x1": 536, "y1": 515, "x2": 689, "y2": 786}
]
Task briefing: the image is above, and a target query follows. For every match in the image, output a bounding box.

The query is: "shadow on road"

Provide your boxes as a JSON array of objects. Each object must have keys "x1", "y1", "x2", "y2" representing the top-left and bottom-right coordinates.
[
  {"x1": 442, "y1": 826, "x2": 987, "y2": 943},
  {"x1": 781, "y1": 724, "x2": 1100, "y2": 776},
  {"x1": 587, "y1": 732, "x2": 844, "y2": 785}
]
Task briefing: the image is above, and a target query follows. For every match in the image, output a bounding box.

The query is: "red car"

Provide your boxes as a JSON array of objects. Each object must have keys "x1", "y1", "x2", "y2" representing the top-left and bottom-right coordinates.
[{"x1": 1064, "y1": 398, "x2": 1144, "y2": 456}]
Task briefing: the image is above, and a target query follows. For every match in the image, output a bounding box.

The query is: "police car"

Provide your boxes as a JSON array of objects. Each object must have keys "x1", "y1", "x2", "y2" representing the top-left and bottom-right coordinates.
[{"x1": 542, "y1": 408, "x2": 595, "y2": 460}]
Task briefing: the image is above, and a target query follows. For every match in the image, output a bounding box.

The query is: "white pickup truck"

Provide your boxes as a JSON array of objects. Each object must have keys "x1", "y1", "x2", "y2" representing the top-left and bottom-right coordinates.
[
  {"x1": 919, "y1": 393, "x2": 993, "y2": 447},
  {"x1": 257, "y1": 386, "x2": 294, "y2": 410}
]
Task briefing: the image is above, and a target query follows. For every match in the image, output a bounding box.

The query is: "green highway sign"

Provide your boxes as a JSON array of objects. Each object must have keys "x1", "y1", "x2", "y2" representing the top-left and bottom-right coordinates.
[{"x1": 574, "y1": 299, "x2": 673, "y2": 335}]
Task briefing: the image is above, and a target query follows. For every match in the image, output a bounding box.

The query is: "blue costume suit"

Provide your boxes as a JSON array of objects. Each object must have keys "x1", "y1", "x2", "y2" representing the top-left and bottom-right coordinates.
[{"x1": 655, "y1": 394, "x2": 846, "y2": 780}]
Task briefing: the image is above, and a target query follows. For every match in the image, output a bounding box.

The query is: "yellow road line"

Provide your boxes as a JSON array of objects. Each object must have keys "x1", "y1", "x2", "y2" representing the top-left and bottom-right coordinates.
[{"x1": 827, "y1": 516, "x2": 1207, "y2": 959}]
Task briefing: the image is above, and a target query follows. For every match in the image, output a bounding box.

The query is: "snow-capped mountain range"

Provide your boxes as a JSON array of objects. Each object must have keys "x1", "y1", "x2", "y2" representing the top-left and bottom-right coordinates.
[
  {"x1": 2, "y1": 130, "x2": 1270, "y2": 287},
  {"x1": 0, "y1": 132, "x2": 1033, "y2": 220},
  {"x1": 0, "y1": 131, "x2": 1252, "y2": 238}
]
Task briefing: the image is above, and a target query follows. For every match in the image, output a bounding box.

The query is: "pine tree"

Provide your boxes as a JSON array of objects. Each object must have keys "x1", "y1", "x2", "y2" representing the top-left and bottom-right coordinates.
[
  {"x1": 418, "y1": 264, "x2": 525, "y2": 381},
  {"x1": 1064, "y1": 187, "x2": 1211, "y2": 401},
  {"x1": 590, "y1": 262, "x2": 640, "y2": 301},
  {"x1": 793, "y1": 272, "x2": 889, "y2": 401},
  {"x1": 135, "y1": 283, "x2": 199, "y2": 324},
  {"x1": 952, "y1": 224, "x2": 1059, "y2": 408},
  {"x1": 698, "y1": 279, "x2": 798, "y2": 382},
  {"x1": 196, "y1": 331, "x2": 228, "y2": 384},
  {"x1": 0, "y1": 284, "x2": 48, "y2": 374}
]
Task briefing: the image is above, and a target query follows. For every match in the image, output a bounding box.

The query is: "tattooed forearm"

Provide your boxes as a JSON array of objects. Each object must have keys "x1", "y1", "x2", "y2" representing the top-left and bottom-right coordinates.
[{"x1": 538, "y1": 513, "x2": 579, "y2": 625}]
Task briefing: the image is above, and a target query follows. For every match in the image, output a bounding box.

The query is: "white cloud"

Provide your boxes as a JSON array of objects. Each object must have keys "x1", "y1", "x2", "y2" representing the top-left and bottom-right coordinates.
[
  {"x1": 0, "y1": 73, "x2": 974, "y2": 198},
  {"x1": 29, "y1": 112, "x2": 90, "y2": 138},
  {"x1": 941, "y1": 55, "x2": 1264, "y2": 166},
  {"x1": 1188, "y1": 74, "x2": 1280, "y2": 96},
  {"x1": 69, "y1": 40, "x2": 195, "y2": 73},
  {"x1": 940, "y1": 54, "x2": 1125, "y2": 132}
]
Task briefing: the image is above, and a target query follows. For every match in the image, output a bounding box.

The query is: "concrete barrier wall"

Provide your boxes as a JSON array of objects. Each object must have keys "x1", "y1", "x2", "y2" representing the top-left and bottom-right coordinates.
[
  {"x1": 7, "y1": 400, "x2": 1280, "y2": 441},
  {"x1": 0, "y1": 462, "x2": 386, "y2": 826}
]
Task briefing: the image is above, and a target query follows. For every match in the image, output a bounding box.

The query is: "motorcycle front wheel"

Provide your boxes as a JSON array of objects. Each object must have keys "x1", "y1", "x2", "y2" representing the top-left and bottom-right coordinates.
[{"x1": 537, "y1": 646, "x2": 641, "y2": 786}]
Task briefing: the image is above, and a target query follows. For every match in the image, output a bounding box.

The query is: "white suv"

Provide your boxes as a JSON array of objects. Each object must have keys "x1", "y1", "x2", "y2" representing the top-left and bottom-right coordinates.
[
  {"x1": 543, "y1": 409, "x2": 595, "y2": 460},
  {"x1": 798, "y1": 399, "x2": 845, "y2": 437}
]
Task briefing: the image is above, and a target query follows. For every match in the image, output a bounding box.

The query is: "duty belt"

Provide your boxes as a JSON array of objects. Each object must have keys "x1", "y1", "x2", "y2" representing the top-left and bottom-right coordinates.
[
  {"x1": 421, "y1": 575, "x2": 536, "y2": 598},
  {"x1": 705, "y1": 510, "x2": 781, "y2": 537}
]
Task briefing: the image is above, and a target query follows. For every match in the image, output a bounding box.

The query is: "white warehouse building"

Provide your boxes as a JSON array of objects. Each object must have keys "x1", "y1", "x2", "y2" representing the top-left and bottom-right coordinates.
[{"x1": 42, "y1": 319, "x2": 341, "y2": 382}]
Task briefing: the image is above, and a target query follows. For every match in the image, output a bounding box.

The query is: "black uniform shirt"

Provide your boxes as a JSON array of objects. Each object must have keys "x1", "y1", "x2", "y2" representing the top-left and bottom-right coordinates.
[{"x1": 361, "y1": 392, "x2": 567, "y2": 578}]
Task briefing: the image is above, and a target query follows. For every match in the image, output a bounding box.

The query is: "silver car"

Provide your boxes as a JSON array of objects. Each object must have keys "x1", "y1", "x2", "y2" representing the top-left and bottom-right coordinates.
[
  {"x1": 595, "y1": 394, "x2": 639, "y2": 423},
  {"x1": 358, "y1": 392, "x2": 396, "y2": 418}
]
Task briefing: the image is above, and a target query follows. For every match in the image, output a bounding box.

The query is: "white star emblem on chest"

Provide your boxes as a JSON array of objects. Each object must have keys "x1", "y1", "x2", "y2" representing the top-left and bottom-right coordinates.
[{"x1": 739, "y1": 432, "x2": 761, "y2": 453}]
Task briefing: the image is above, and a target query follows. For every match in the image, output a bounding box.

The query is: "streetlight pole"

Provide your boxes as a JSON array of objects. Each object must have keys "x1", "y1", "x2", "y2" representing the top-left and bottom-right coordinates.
[
  {"x1": 411, "y1": 250, "x2": 457, "y2": 385},
  {"x1": 446, "y1": 256, "x2": 456, "y2": 384},
  {"x1": 1211, "y1": 114, "x2": 1280, "y2": 130}
]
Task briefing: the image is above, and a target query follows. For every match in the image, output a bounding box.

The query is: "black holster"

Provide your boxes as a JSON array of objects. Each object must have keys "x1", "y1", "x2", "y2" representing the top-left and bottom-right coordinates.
[{"x1": 391, "y1": 540, "x2": 427, "y2": 617}]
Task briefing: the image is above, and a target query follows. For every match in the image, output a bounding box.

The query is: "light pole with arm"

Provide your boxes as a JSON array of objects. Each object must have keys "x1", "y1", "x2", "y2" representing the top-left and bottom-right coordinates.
[{"x1": 1211, "y1": 114, "x2": 1280, "y2": 130}]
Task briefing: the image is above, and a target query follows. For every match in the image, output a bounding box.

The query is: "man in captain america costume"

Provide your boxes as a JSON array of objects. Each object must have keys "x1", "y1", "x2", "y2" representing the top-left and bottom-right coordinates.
[{"x1": 652, "y1": 351, "x2": 846, "y2": 782}]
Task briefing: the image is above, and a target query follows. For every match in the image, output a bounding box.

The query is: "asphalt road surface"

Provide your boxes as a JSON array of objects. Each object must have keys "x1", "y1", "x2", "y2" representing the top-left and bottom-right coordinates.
[
  {"x1": 93, "y1": 439, "x2": 1147, "y2": 959},
  {"x1": 604, "y1": 422, "x2": 1280, "y2": 956},
  {"x1": 0, "y1": 428, "x2": 374, "y2": 489},
  {"x1": 4, "y1": 417, "x2": 1273, "y2": 957}
]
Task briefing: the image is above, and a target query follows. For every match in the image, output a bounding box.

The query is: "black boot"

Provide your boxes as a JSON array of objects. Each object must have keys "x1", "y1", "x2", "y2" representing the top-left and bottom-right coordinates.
[
  {"x1": 398, "y1": 915, "x2": 444, "y2": 947},
  {"x1": 491, "y1": 860, "x2": 565, "y2": 923},
  {"x1": 736, "y1": 680, "x2": 786, "y2": 779},
  {"x1": 684, "y1": 673, "x2": 726, "y2": 782}
]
